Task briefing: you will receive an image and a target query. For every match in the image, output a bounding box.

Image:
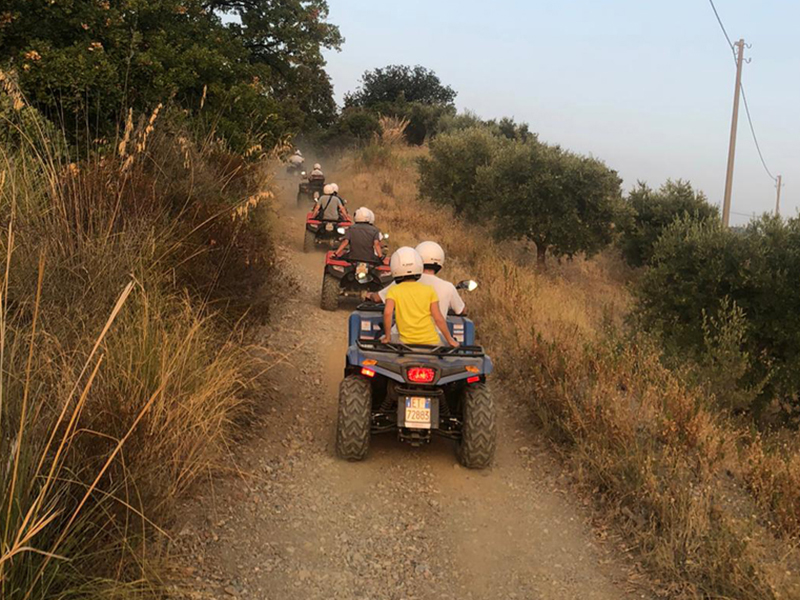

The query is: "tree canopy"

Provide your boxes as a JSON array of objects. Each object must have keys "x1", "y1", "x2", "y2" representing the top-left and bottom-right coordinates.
[
  {"x1": 620, "y1": 179, "x2": 718, "y2": 267},
  {"x1": 344, "y1": 64, "x2": 456, "y2": 108},
  {"x1": 1, "y1": 0, "x2": 342, "y2": 149},
  {"x1": 481, "y1": 141, "x2": 622, "y2": 264},
  {"x1": 343, "y1": 64, "x2": 456, "y2": 144}
]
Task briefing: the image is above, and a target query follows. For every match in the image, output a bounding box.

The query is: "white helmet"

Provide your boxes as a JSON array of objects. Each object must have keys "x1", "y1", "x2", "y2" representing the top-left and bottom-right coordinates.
[
  {"x1": 329, "y1": 183, "x2": 339, "y2": 194},
  {"x1": 390, "y1": 247, "x2": 424, "y2": 279},
  {"x1": 366, "y1": 208, "x2": 376, "y2": 224},
  {"x1": 294, "y1": 149, "x2": 302, "y2": 156},
  {"x1": 415, "y1": 241, "x2": 445, "y2": 270},
  {"x1": 355, "y1": 207, "x2": 371, "y2": 223},
  {"x1": 313, "y1": 163, "x2": 321, "y2": 170},
  {"x1": 323, "y1": 184, "x2": 335, "y2": 195}
]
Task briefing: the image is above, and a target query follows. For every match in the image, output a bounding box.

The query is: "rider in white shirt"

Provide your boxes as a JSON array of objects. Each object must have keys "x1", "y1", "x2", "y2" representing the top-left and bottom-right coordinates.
[{"x1": 372, "y1": 241, "x2": 465, "y2": 330}]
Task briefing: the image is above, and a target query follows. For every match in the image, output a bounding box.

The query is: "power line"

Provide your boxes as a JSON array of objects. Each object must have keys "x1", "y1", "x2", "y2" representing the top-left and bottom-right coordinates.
[
  {"x1": 740, "y1": 86, "x2": 777, "y2": 181},
  {"x1": 707, "y1": 0, "x2": 777, "y2": 183},
  {"x1": 708, "y1": 0, "x2": 735, "y2": 50}
]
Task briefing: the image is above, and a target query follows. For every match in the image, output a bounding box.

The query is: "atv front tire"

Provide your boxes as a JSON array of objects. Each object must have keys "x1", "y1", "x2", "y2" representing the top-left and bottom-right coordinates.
[
  {"x1": 458, "y1": 382, "x2": 496, "y2": 469},
  {"x1": 336, "y1": 375, "x2": 372, "y2": 461},
  {"x1": 303, "y1": 229, "x2": 315, "y2": 253},
  {"x1": 320, "y1": 273, "x2": 340, "y2": 311}
]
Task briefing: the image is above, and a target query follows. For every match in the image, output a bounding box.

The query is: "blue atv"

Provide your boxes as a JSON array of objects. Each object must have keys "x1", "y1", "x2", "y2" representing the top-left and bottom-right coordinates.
[{"x1": 336, "y1": 288, "x2": 497, "y2": 468}]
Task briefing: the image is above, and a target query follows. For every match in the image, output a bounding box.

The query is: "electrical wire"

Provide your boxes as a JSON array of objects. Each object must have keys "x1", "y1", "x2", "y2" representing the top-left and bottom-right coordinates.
[
  {"x1": 708, "y1": 0, "x2": 735, "y2": 50},
  {"x1": 707, "y1": 0, "x2": 778, "y2": 183}
]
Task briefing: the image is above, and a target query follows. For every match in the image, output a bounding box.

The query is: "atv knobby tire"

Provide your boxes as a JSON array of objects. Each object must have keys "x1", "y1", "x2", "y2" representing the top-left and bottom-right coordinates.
[
  {"x1": 336, "y1": 375, "x2": 372, "y2": 461},
  {"x1": 320, "y1": 273, "x2": 340, "y2": 311},
  {"x1": 303, "y1": 229, "x2": 316, "y2": 253},
  {"x1": 458, "y1": 382, "x2": 496, "y2": 469}
]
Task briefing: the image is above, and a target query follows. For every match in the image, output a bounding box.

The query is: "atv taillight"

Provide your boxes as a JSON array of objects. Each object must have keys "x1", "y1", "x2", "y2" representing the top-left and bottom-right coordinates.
[
  {"x1": 467, "y1": 376, "x2": 481, "y2": 384},
  {"x1": 361, "y1": 367, "x2": 376, "y2": 378},
  {"x1": 407, "y1": 367, "x2": 435, "y2": 383}
]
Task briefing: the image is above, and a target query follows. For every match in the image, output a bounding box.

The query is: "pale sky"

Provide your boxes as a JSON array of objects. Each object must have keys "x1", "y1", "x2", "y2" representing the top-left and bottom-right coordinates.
[{"x1": 322, "y1": 0, "x2": 799, "y2": 225}]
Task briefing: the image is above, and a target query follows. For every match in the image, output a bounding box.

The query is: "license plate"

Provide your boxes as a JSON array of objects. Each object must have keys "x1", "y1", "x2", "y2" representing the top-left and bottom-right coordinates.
[{"x1": 405, "y1": 397, "x2": 431, "y2": 429}]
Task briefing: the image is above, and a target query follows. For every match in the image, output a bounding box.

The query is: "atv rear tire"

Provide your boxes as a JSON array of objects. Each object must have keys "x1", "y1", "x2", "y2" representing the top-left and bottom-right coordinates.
[
  {"x1": 336, "y1": 375, "x2": 372, "y2": 461},
  {"x1": 458, "y1": 382, "x2": 496, "y2": 469},
  {"x1": 303, "y1": 229, "x2": 315, "y2": 253},
  {"x1": 320, "y1": 273, "x2": 339, "y2": 311}
]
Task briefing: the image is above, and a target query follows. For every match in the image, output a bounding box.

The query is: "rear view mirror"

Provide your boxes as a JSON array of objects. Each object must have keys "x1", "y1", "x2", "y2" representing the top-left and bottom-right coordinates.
[{"x1": 457, "y1": 280, "x2": 478, "y2": 292}]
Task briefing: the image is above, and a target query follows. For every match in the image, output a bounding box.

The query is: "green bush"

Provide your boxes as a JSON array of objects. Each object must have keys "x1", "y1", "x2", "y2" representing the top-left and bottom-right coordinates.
[
  {"x1": 2, "y1": 0, "x2": 342, "y2": 150},
  {"x1": 479, "y1": 140, "x2": 623, "y2": 265},
  {"x1": 635, "y1": 215, "x2": 800, "y2": 417},
  {"x1": 620, "y1": 180, "x2": 718, "y2": 267},
  {"x1": 417, "y1": 127, "x2": 505, "y2": 215}
]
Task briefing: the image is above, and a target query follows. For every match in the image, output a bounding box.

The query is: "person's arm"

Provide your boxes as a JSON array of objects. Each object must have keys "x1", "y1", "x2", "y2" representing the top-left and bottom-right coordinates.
[
  {"x1": 431, "y1": 301, "x2": 458, "y2": 347},
  {"x1": 373, "y1": 238, "x2": 383, "y2": 258},
  {"x1": 339, "y1": 199, "x2": 350, "y2": 220},
  {"x1": 380, "y1": 299, "x2": 395, "y2": 343},
  {"x1": 334, "y1": 238, "x2": 349, "y2": 257},
  {"x1": 369, "y1": 283, "x2": 393, "y2": 303},
  {"x1": 451, "y1": 288, "x2": 467, "y2": 316}
]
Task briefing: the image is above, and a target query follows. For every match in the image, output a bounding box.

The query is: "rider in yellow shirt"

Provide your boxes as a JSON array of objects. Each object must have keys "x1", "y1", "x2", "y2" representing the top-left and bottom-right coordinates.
[{"x1": 380, "y1": 247, "x2": 459, "y2": 348}]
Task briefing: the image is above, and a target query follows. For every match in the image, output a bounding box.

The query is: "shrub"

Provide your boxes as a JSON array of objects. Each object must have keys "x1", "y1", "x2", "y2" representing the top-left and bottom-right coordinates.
[
  {"x1": 635, "y1": 215, "x2": 800, "y2": 417},
  {"x1": 620, "y1": 180, "x2": 718, "y2": 267},
  {"x1": 417, "y1": 127, "x2": 505, "y2": 215},
  {"x1": 0, "y1": 102, "x2": 275, "y2": 596}
]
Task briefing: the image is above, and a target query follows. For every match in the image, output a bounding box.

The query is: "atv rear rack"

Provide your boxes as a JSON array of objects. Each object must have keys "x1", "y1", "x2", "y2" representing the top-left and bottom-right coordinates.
[{"x1": 357, "y1": 339, "x2": 485, "y2": 357}]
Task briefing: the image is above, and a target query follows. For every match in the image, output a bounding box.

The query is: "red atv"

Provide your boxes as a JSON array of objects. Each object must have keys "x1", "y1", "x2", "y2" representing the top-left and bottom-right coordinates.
[
  {"x1": 297, "y1": 176, "x2": 325, "y2": 208},
  {"x1": 321, "y1": 252, "x2": 392, "y2": 311},
  {"x1": 304, "y1": 214, "x2": 352, "y2": 253}
]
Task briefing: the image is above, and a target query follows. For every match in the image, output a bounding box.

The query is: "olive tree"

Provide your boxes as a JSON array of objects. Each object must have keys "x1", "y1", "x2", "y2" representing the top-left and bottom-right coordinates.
[
  {"x1": 417, "y1": 127, "x2": 506, "y2": 216},
  {"x1": 478, "y1": 141, "x2": 623, "y2": 266},
  {"x1": 620, "y1": 180, "x2": 718, "y2": 267}
]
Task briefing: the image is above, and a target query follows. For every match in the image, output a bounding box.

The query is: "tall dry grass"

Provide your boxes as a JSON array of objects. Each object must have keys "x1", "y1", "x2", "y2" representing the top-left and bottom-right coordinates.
[
  {"x1": 334, "y1": 145, "x2": 800, "y2": 599},
  {"x1": 0, "y1": 86, "x2": 275, "y2": 598}
]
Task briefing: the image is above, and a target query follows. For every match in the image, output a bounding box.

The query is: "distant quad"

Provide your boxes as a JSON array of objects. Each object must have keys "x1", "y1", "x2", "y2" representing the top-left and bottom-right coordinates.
[
  {"x1": 304, "y1": 212, "x2": 352, "y2": 254},
  {"x1": 336, "y1": 287, "x2": 496, "y2": 468},
  {"x1": 320, "y1": 251, "x2": 392, "y2": 311},
  {"x1": 297, "y1": 174, "x2": 325, "y2": 207}
]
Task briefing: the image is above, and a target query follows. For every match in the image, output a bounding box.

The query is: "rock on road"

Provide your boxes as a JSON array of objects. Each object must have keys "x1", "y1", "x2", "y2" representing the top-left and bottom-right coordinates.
[{"x1": 170, "y1": 179, "x2": 650, "y2": 600}]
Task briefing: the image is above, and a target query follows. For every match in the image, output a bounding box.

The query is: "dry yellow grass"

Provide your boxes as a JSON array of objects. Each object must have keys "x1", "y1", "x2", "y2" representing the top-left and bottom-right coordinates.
[
  {"x1": 332, "y1": 144, "x2": 800, "y2": 599},
  {"x1": 0, "y1": 97, "x2": 276, "y2": 597}
]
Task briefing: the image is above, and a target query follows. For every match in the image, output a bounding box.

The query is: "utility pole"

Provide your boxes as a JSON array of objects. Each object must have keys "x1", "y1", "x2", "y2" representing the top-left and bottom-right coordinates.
[
  {"x1": 775, "y1": 174, "x2": 783, "y2": 216},
  {"x1": 722, "y1": 39, "x2": 746, "y2": 228}
]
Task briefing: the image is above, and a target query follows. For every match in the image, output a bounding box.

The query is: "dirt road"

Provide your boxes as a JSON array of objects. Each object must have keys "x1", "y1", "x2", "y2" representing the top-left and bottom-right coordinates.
[{"x1": 170, "y1": 181, "x2": 649, "y2": 600}]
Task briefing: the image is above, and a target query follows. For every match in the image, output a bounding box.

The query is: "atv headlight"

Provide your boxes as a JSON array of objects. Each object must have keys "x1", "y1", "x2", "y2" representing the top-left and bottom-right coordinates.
[
  {"x1": 337, "y1": 227, "x2": 346, "y2": 235},
  {"x1": 356, "y1": 271, "x2": 369, "y2": 283}
]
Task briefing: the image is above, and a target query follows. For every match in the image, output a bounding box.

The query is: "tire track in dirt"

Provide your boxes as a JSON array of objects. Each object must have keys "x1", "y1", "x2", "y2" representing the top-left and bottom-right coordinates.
[{"x1": 169, "y1": 177, "x2": 651, "y2": 600}]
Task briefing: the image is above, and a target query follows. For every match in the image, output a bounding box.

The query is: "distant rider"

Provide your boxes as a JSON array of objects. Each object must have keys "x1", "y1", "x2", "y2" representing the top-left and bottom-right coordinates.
[
  {"x1": 308, "y1": 163, "x2": 325, "y2": 182},
  {"x1": 311, "y1": 184, "x2": 349, "y2": 222},
  {"x1": 380, "y1": 247, "x2": 459, "y2": 348},
  {"x1": 334, "y1": 207, "x2": 383, "y2": 262},
  {"x1": 371, "y1": 241, "x2": 466, "y2": 318},
  {"x1": 287, "y1": 149, "x2": 304, "y2": 169}
]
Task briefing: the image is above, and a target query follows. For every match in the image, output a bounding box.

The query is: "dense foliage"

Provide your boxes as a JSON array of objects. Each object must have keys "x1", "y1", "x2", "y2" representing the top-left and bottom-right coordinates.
[
  {"x1": 620, "y1": 180, "x2": 718, "y2": 267},
  {"x1": 1, "y1": 0, "x2": 342, "y2": 150},
  {"x1": 636, "y1": 215, "x2": 800, "y2": 417},
  {"x1": 417, "y1": 127, "x2": 505, "y2": 215},
  {"x1": 418, "y1": 127, "x2": 623, "y2": 264},
  {"x1": 344, "y1": 64, "x2": 456, "y2": 144}
]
